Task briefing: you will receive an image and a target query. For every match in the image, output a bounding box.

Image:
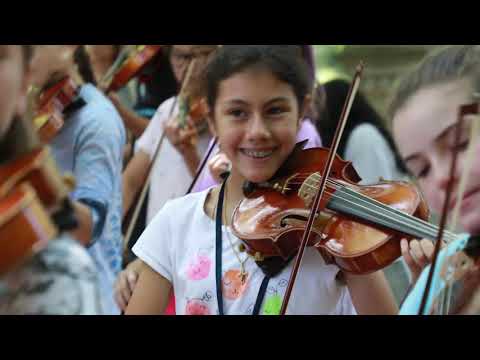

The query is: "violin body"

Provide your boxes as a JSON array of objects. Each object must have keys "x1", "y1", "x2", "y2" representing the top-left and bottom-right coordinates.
[
  {"x1": 0, "y1": 148, "x2": 77, "y2": 276},
  {"x1": 0, "y1": 148, "x2": 72, "y2": 209},
  {"x1": 178, "y1": 96, "x2": 209, "y2": 130},
  {"x1": 34, "y1": 100, "x2": 65, "y2": 144},
  {"x1": 33, "y1": 77, "x2": 83, "y2": 143},
  {"x1": 232, "y1": 146, "x2": 430, "y2": 275},
  {"x1": 0, "y1": 184, "x2": 57, "y2": 276},
  {"x1": 107, "y1": 45, "x2": 162, "y2": 93},
  {"x1": 38, "y1": 77, "x2": 79, "y2": 110}
]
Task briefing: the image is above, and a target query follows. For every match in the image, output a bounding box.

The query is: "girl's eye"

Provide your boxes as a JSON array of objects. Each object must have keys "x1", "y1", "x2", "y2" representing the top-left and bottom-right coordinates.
[
  {"x1": 228, "y1": 109, "x2": 247, "y2": 118},
  {"x1": 416, "y1": 165, "x2": 431, "y2": 179},
  {"x1": 452, "y1": 140, "x2": 470, "y2": 152},
  {"x1": 407, "y1": 162, "x2": 430, "y2": 179},
  {"x1": 267, "y1": 106, "x2": 287, "y2": 116}
]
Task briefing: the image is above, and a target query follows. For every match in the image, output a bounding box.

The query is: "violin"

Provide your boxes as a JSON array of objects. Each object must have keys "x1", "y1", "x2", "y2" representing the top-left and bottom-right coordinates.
[
  {"x1": 33, "y1": 77, "x2": 85, "y2": 143},
  {"x1": 0, "y1": 147, "x2": 77, "y2": 276},
  {"x1": 103, "y1": 45, "x2": 163, "y2": 93},
  {"x1": 232, "y1": 142, "x2": 434, "y2": 275}
]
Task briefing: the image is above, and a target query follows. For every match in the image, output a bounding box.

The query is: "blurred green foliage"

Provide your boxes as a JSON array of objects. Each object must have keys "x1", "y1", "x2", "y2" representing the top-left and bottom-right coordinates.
[{"x1": 314, "y1": 45, "x2": 347, "y2": 83}]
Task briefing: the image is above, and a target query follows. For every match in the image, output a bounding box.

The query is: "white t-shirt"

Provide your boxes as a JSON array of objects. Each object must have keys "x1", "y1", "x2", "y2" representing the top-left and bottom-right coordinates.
[
  {"x1": 133, "y1": 190, "x2": 357, "y2": 315},
  {"x1": 136, "y1": 97, "x2": 212, "y2": 224},
  {"x1": 344, "y1": 124, "x2": 404, "y2": 185}
]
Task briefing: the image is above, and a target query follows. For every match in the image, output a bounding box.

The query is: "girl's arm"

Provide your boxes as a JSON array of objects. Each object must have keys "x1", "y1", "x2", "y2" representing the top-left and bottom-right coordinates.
[
  {"x1": 109, "y1": 93, "x2": 150, "y2": 138},
  {"x1": 345, "y1": 271, "x2": 398, "y2": 315},
  {"x1": 125, "y1": 265, "x2": 172, "y2": 315}
]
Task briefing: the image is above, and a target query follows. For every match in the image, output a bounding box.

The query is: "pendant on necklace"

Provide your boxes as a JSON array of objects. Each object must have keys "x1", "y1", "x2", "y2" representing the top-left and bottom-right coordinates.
[{"x1": 239, "y1": 270, "x2": 248, "y2": 285}]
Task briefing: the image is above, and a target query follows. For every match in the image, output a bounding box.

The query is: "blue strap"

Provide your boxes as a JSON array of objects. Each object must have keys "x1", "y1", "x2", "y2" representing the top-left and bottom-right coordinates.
[{"x1": 215, "y1": 179, "x2": 270, "y2": 316}]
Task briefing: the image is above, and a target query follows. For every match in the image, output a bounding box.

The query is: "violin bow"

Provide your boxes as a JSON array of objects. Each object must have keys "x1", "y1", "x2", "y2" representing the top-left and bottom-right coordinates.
[
  {"x1": 280, "y1": 63, "x2": 365, "y2": 315},
  {"x1": 418, "y1": 102, "x2": 480, "y2": 315},
  {"x1": 122, "y1": 58, "x2": 197, "y2": 255}
]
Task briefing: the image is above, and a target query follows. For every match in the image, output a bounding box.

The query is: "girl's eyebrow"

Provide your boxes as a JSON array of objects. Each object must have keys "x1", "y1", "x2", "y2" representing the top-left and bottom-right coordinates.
[{"x1": 223, "y1": 97, "x2": 291, "y2": 107}]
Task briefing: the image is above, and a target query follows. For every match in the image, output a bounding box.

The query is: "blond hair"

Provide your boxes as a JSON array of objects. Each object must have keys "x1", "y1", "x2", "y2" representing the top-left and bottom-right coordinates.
[{"x1": 389, "y1": 45, "x2": 480, "y2": 120}]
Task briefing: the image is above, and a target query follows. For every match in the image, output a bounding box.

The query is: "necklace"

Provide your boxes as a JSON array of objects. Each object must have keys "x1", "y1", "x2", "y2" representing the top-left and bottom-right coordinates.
[
  {"x1": 219, "y1": 181, "x2": 250, "y2": 285},
  {"x1": 215, "y1": 179, "x2": 271, "y2": 316}
]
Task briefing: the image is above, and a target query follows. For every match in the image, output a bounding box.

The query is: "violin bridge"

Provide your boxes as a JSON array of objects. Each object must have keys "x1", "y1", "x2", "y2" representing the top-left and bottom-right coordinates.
[{"x1": 299, "y1": 173, "x2": 321, "y2": 207}]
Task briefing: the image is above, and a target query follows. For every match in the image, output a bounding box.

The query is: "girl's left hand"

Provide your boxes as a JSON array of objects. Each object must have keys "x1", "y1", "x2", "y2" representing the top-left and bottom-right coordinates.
[
  {"x1": 164, "y1": 116, "x2": 197, "y2": 155},
  {"x1": 401, "y1": 239, "x2": 435, "y2": 284}
]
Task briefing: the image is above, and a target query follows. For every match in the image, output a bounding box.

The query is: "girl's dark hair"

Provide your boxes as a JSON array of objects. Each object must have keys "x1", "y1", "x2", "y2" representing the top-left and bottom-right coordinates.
[
  {"x1": 205, "y1": 45, "x2": 313, "y2": 111},
  {"x1": 316, "y1": 79, "x2": 407, "y2": 173},
  {"x1": 135, "y1": 46, "x2": 179, "y2": 109}
]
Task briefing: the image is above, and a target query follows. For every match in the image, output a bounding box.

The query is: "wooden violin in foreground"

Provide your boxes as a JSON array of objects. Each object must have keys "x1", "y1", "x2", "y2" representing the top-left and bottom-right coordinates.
[
  {"x1": 0, "y1": 148, "x2": 77, "y2": 276},
  {"x1": 231, "y1": 141, "x2": 443, "y2": 275}
]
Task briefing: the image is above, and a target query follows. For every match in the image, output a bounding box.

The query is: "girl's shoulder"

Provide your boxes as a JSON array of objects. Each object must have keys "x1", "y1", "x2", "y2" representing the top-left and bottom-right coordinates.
[{"x1": 150, "y1": 188, "x2": 215, "y2": 230}]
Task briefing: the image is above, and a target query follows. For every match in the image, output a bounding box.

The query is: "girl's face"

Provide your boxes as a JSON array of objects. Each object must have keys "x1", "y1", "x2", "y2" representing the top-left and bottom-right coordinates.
[
  {"x1": 0, "y1": 46, "x2": 29, "y2": 141},
  {"x1": 30, "y1": 45, "x2": 76, "y2": 93},
  {"x1": 169, "y1": 45, "x2": 215, "y2": 86},
  {"x1": 210, "y1": 68, "x2": 306, "y2": 184},
  {"x1": 393, "y1": 78, "x2": 480, "y2": 234}
]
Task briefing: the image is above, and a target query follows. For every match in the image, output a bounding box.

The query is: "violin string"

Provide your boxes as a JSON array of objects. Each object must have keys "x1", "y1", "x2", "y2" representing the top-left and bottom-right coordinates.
[
  {"x1": 285, "y1": 173, "x2": 457, "y2": 242},
  {"x1": 332, "y1": 184, "x2": 458, "y2": 242},
  {"x1": 297, "y1": 179, "x2": 453, "y2": 240},
  {"x1": 334, "y1": 187, "x2": 453, "y2": 240},
  {"x1": 335, "y1": 187, "x2": 457, "y2": 242},
  {"x1": 328, "y1": 187, "x2": 456, "y2": 242},
  {"x1": 292, "y1": 171, "x2": 457, "y2": 240},
  {"x1": 298, "y1": 181, "x2": 450, "y2": 242}
]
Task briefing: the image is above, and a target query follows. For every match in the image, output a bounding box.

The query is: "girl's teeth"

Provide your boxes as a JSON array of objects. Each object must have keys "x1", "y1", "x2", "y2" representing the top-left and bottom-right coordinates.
[{"x1": 243, "y1": 150, "x2": 273, "y2": 158}]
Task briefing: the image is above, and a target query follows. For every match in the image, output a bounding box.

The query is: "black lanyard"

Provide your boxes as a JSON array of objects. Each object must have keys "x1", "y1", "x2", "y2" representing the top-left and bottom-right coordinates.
[{"x1": 215, "y1": 180, "x2": 271, "y2": 316}]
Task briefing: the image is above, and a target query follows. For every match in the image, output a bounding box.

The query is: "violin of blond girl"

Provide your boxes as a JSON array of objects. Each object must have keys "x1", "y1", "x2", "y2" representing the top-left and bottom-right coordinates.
[{"x1": 400, "y1": 234, "x2": 480, "y2": 315}]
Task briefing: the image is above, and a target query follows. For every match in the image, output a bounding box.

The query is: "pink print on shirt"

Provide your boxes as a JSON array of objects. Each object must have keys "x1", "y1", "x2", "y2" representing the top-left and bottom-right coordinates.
[
  {"x1": 185, "y1": 299, "x2": 210, "y2": 315},
  {"x1": 185, "y1": 291, "x2": 213, "y2": 315},
  {"x1": 186, "y1": 253, "x2": 212, "y2": 281},
  {"x1": 222, "y1": 270, "x2": 249, "y2": 300}
]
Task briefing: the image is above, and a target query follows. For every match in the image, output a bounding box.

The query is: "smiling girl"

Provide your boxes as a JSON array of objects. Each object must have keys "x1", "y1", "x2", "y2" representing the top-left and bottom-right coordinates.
[{"x1": 125, "y1": 45, "x2": 397, "y2": 316}]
